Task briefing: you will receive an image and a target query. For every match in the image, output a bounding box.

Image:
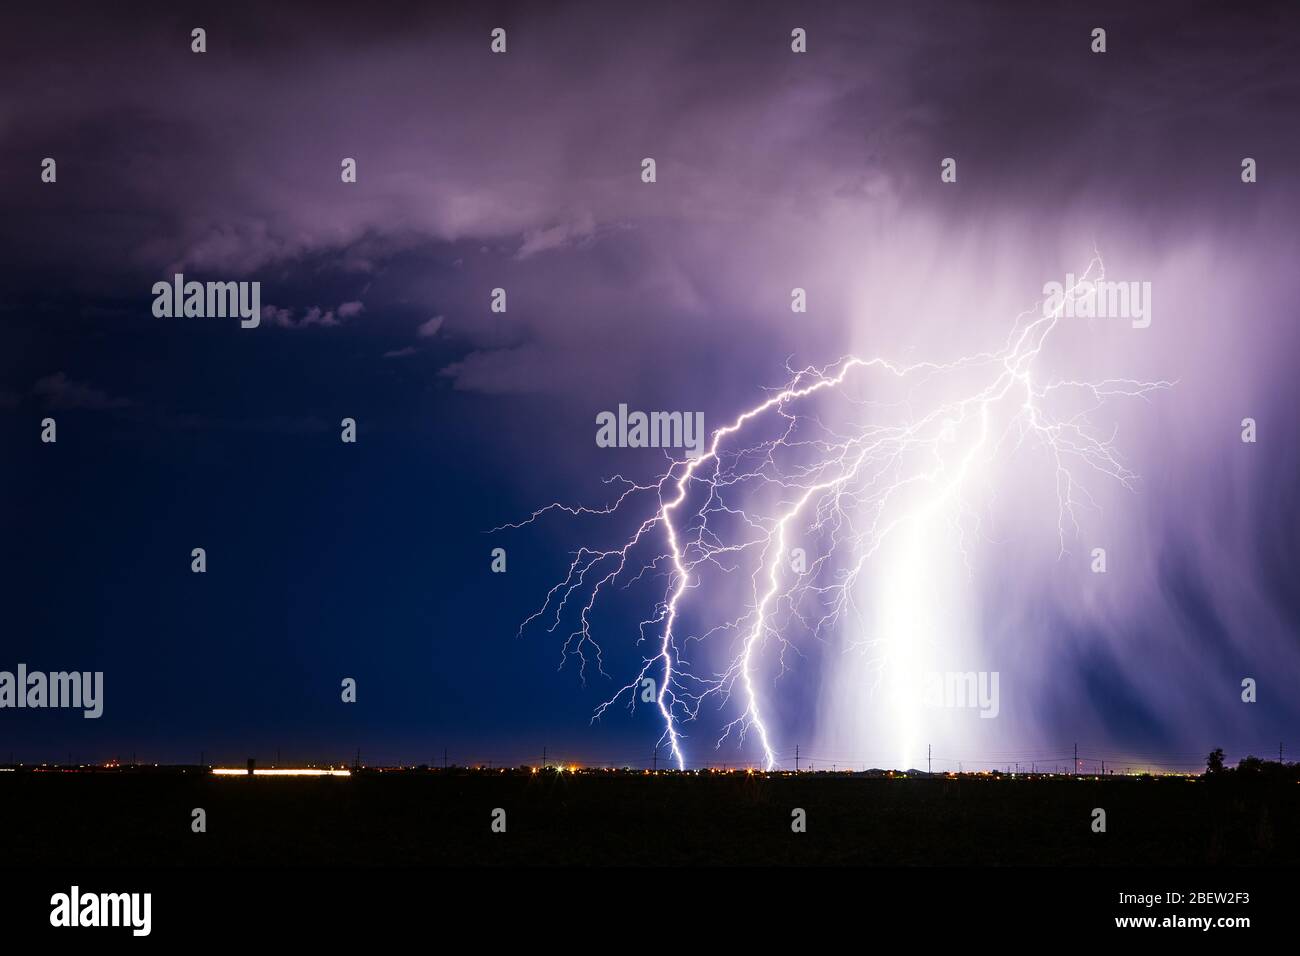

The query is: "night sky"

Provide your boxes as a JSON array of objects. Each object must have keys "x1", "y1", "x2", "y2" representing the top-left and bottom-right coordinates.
[{"x1": 2, "y1": 0, "x2": 1297, "y2": 770}]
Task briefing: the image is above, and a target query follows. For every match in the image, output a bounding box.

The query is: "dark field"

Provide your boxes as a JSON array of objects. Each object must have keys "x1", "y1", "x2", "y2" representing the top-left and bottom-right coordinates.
[{"x1": 2, "y1": 770, "x2": 1297, "y2": 866}]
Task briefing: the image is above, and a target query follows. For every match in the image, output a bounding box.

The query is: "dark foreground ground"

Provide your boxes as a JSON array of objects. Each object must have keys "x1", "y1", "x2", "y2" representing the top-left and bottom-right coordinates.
[{"x1": 3, "y1": 769, "x2": 1297, "y2": 866}]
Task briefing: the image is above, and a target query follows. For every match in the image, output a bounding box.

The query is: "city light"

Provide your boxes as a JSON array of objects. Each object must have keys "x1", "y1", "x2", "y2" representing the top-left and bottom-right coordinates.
[{"x1": 211, "y1": 768, "x2": 352, "y2": 777}]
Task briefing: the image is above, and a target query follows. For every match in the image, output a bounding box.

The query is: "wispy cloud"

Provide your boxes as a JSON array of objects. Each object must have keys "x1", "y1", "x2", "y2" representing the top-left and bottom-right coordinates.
[
  {"x1": 417, "y1": 315, "x2": 445, "y2": 338},
  {"x1": 261, "y1": 305, "x2": 343, "y2": 329},
  {"x1": 33, "y1": 372, "x2": 130, "y2": 411}
]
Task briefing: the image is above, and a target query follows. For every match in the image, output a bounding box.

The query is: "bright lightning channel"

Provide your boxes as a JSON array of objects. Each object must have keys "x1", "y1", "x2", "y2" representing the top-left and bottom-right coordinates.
[{"x1": 499, "y1": 254, "x2": 1172, "y2": 771}]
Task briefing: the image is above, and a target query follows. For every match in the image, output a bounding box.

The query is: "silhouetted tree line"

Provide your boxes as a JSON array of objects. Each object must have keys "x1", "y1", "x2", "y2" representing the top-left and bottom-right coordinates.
[{"x1": 1205, "y1": 748, "x2": 1300, "y2": 780}]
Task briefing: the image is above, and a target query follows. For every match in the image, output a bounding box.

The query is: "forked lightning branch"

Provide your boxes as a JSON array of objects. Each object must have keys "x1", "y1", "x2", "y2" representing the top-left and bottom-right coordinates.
[{"x1": 500, "y1": 254, "x2": 1171, "y2": 771}]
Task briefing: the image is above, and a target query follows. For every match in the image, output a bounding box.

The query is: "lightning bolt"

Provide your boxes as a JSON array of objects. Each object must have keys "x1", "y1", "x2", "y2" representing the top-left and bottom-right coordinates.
[{"x1": 499, "y1": 253, "x2": 1172, "y2": 770}]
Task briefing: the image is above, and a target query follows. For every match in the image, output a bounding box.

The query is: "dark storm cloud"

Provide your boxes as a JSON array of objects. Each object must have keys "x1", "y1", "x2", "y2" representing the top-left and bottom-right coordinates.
[{"x1": 3, "y1": 1, "x2": 1297, "y2": 398}]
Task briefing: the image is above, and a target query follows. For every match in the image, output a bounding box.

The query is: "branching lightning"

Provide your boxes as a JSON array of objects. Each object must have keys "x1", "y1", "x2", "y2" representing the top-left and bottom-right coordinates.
[{"x1": 498, "y1": 254, "x2": 1172, "y2": 770}]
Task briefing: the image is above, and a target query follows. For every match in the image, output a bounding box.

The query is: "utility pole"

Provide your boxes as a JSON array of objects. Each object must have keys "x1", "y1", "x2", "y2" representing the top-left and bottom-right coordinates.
[
  {"x1": 542, "y1": 746, "x2": 547, "y2": 769},
  {"x1": 795, "y1": 745, "x2": 800, "y2": 773},
  {"x1": 928, "y1": 744, "x2": 932, "y2": 776},
  {"x1": 443, "y1": 748, "x2": 447, "y2": 770},
  {"x1": 1073, "y1": 742, "x2": 1078, "y2": 776},
  {"x1": 653, "y1": 745, "x2": 658, "y2": 772}
]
